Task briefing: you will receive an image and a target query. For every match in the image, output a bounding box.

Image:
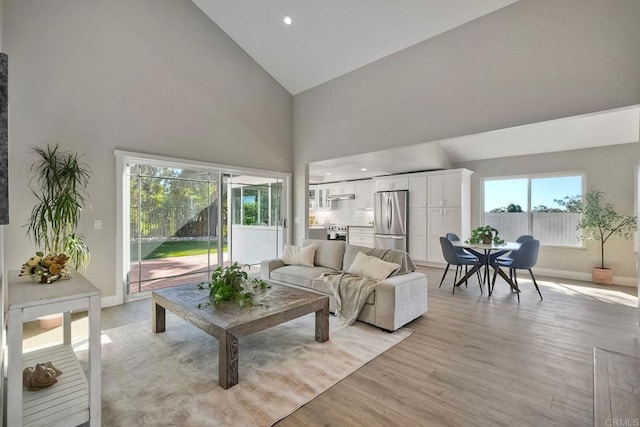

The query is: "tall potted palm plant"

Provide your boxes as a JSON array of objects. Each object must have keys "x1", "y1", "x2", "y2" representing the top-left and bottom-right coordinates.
[
  {"x1": 25, "y1": 144, "x2": 91, "y2": 280},
  {"x1": 572, "y1": 190, "x2": 637, "y2": 285}
]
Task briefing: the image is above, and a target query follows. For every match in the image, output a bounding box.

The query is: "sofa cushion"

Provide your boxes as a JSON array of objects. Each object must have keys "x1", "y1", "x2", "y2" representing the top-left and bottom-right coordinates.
[
  {"x1": 343, "y1": 245, "x2": 416, "y2": 276},
  {"x1": 347, "y1": 252, "x2": 400, "y2": 280},
  {"x1": 281, "y1": 244, "x2": 316, "y2": 267},
  {"x1": 271, "y1": 265, "x2": 335, "y2": 289},
  {"x1": 302, "y1": 239, "x2": 346, "y2": 271}
]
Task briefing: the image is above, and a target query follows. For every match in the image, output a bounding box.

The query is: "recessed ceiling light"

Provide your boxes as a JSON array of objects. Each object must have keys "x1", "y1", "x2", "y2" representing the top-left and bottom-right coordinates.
[
  {"x1": 283, "y1": 16, "x2": 292, "y2": 25},
  {"x1": 360, "y1": 168, "x2": 367, "y2": 171},
  {"x1": 325, "y1": 173, "x2": 331, "y2": 176}
]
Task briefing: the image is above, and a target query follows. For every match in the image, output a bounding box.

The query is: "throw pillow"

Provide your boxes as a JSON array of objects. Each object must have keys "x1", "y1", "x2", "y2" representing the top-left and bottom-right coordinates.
[
  {"x1": 347, "y1": 251, "x2": 400, "y2": 280},
  {"x1": 281, "y1": 244, "x2": 316, "y2": 267}
]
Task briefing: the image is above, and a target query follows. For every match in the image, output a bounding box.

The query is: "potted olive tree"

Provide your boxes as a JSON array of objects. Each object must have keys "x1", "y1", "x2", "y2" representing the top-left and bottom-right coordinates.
[
  {"x1": 572, "y1": 190, "x2": 637, "y2": 285},
  {"x1": 23, "y1": 144, "x2": 91, "y2": 282}
]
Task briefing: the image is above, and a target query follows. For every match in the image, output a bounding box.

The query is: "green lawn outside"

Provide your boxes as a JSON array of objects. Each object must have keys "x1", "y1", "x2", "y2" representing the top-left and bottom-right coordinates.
[{"x1": 130, "y1": 240, "x2": 227, "y2": 261}]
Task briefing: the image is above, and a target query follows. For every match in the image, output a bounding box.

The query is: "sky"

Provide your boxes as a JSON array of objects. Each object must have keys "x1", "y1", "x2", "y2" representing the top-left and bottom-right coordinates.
[{"x1": 484, "y1": 176, "x2": 582, "y2": 212}]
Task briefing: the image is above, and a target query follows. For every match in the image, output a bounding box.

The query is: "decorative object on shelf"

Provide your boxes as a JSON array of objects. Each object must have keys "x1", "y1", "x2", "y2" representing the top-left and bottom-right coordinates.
[
  {"x1": 466, "y1": 225, "x2": 505, "y2": 245},
  {"x1": 198, "y1": 262, "x2": 270, "y2": 308},
  {"x1": 19, "y1": 251, "x2": 70, "y2": 284},
  {"x1": 565, "y1": 190, "x2": 638, "y2": 285},
  {"x1": 25, "y1": 144, "x2": 92, "y2": 276},
  {"x1": 23, "y1": 361, "x2": 63, "y2": 391}
]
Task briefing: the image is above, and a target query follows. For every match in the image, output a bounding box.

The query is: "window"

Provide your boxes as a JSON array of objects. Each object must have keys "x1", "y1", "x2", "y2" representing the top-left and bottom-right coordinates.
[
  {"x1": 231, "y1": 183, "x2": 283, "y2": 226},
  {"x1": 484, "y1": 174, "x2": 583, "y2": 246}
]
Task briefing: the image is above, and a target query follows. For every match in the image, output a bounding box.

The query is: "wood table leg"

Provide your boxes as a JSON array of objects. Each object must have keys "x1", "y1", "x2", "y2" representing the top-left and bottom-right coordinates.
[
  {"x1": 219, "y1": 331, "x2": 239, "y2": 389},
  {"x1": 315, "y1": 299, "x2": 329, "y2": 343},
  {"x1": 152, "y1": 300, "x2": 165, "y2": 333},
  {"x1": 454, "y1": 265, "x2": 481, "y2": 288}
]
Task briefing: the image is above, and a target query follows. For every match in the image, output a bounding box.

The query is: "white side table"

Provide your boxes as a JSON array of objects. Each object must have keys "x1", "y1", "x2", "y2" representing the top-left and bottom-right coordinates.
[{"x1": 6, "y1": 270, "x2": 101, "y2": 427}]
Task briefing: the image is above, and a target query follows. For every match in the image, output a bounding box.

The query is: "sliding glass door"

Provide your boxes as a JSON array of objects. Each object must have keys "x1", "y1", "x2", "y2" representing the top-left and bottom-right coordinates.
[
  {"x1": 227, "y1": 174, "x2": 284, "y2": 270},
  {"x1": 127, "y1": 164, "x2": 222, "y2": 295},
  {"x1": 120, "y1": 154, "x2": 289, "y2": 300}
]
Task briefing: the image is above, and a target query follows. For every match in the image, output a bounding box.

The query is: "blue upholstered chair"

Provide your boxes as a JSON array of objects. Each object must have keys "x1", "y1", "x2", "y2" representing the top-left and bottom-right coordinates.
[
  {"x1": 491, "y1": 239, "x2": 542, "y2": 301},
  {"x1": 445, "y1": 233, "x2": 477, "y2": 285},
  {"x1": 496, "y1": 234, "x2": 536, "y2": 279},
  {"x1": 439, "y1": 237, "x2": 482, "y2": 295}
]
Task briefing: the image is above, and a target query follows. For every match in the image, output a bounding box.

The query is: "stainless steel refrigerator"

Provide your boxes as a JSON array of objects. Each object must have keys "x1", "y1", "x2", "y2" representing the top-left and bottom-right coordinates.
[{"x1": 374, "y1": 190, "x2": 408, "y2": 251}]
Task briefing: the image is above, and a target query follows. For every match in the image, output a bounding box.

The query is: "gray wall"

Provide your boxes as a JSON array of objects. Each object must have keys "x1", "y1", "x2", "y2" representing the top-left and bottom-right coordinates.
[
  {"x1": 455, "y1": 143, "x2": 639, "y2": 281},
  {"x1": 292, "y1": 0, "x2": 640, "y2": 242},
  {"x1": 3, "y1": 0, "x2": 292, "y2": 298}
]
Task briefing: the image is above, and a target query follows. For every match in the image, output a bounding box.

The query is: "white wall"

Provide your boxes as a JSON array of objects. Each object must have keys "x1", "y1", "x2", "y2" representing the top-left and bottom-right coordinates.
[
  {"x1": 292, "y1": 0, "x2": 640, "y2": 243},
  {"x1": 3, "y1": 0, "x2": 292, "y2": 299},
  {"x1": 456, "y1": 143, "x2": 640, "y2": 283}
]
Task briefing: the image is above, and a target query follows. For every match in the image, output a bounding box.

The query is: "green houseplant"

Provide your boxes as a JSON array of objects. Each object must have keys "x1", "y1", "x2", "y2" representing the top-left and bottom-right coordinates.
[
  {"x1": 198, "y1": 262, "x2": 270, "y2": 307},
  {"x1": 24, "y1": 144, "x2": 91, "y2": 281},
  {"x1": 571, "y1": 190, "x2": 637, "y2": 285},
  {"x1": 466, "y1": 225, "x2": 505, "y2": 245}
]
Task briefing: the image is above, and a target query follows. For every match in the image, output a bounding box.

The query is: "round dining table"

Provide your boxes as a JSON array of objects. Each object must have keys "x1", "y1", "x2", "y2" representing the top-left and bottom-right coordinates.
[{"x1": 451, "y1": 241, "x2": 521, "y2": 295}]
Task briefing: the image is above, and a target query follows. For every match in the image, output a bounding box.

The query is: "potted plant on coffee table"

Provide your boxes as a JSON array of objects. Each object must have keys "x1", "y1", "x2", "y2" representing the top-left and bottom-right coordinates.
[
  {"x1": 571, "y1": 190, "x2": 637, "y2": 285},
  {"x1": 22, "y1": 144, "x2": 91, "y2": 283},
  {"x1": 198, "y1": 262, "x2": 270, "y2": 308}
]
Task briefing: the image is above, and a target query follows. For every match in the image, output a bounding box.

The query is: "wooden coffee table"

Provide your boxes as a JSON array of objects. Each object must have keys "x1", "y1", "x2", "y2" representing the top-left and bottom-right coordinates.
[{"x1": 151, "y1": 282, "x2": 329, "y2": 389}]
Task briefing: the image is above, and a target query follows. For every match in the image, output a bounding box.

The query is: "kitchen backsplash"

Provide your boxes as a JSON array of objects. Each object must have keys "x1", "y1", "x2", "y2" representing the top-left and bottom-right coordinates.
[{"x1": 311, "y1": 199, "x2": 374, "y2": 226}]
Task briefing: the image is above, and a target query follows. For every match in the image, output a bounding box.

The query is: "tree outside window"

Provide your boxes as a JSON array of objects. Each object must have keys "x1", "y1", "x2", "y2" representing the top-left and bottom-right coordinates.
[{"x1": 484, "y1": 175, "x2": 583, "y2": 246}]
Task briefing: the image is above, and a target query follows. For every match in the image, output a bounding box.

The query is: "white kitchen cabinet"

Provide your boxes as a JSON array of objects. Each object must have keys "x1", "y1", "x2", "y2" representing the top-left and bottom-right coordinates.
[
  {"x1": 408, "y1": 176, "x2": 427, "y2": 208},
  {"x1": 348, "y1": 226, "x2": 374, "y2": 248},
  {"x1": 408, "y1": 207, "x2": 427, "y2": 261},
  {"x1": 428, "y1": 172, "x2": 463, "y2": 207},
  {"x1": 427, "y1": 207, "x2": 462, "y2": 263},
  {"x1": 354, "y1": 180, "x2": 374, "y2": 210},
  {"x1": 331, "y1": 182, "x2": 355, "y2": 196},
  {"x1": 374, "y1": 176, "x2": 408, "y2": 192},
  {"x1": 405, "y1": 169, "x2": 472, "y2": 265},
  {"x1": 317, "y1": 185, "x2": 332, "y2": 209},
  {"x1": 309, "y1": 186, "x2": 318, "y2": 210}
]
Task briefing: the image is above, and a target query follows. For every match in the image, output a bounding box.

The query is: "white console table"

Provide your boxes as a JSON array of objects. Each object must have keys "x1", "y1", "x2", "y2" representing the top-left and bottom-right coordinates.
[{"x1": 6, "y1": 270, "x2": 101, "y2": 427}]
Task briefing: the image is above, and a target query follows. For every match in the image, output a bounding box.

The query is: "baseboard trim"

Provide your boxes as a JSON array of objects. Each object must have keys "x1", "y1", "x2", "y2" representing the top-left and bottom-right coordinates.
[
  {"x1": 419, "y1": 262, "x2": 638, "y2": 288},
  {"x1": 101, "y1": 295, "x2": 120, "y2": 308},
  {"x1": 533, "y1": 267, "x2": 637, "y2": 287}
]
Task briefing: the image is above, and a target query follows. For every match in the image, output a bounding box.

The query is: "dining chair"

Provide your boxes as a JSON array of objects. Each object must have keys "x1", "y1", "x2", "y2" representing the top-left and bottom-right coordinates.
[
  {"x1": 491, "y1": 239, "x2": 542, "y2": 301},
  {"x1": 439, "y1": 237, "x2": 482, "y2": 295},
  {"x1": 496, "y1": 234, "x2": 535, "y2": 279},
  {"x1": 445, "y1": 233, "x2": 477, "y2": 285},
  {"x1": 515, "y1": 235, "x2": 535, "y2": 243}
]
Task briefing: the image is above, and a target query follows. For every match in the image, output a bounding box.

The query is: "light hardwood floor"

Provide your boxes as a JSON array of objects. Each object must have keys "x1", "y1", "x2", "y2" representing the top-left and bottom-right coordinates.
[
  {"x1": 24, "y1": 266, "x2": 640, "y2": 426},
  {"x1": 275, "y1": 266, "x2": 639, "y2": 426}
]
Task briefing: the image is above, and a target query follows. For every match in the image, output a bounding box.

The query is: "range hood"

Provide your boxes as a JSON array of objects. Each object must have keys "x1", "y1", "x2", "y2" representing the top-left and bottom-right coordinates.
[{"x1": 329, "y1": 193, "x2": 355, "y2": 201}]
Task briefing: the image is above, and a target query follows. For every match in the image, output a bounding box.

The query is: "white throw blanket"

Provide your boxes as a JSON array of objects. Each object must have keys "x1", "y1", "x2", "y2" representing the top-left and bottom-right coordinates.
[{"x1": 318, "y1": 272, "x2": 376, "y2": 325}]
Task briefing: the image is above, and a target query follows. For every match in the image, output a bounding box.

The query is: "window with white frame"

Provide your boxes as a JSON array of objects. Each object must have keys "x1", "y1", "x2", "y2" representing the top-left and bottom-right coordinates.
[{"x1": 483, "y1": 174, "x2": 583, "y2": 247}]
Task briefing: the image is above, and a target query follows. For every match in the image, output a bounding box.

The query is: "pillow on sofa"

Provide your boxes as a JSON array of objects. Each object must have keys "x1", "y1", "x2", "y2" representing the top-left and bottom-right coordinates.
[
  {"x1": 281, "y1": 244, "x2": 316, "y2": 267},
  {"x1": 302, "y1": 239, "x2": 346, "y2": 271},
  {"x1": 347, "y1": 251, "x2": 400, "y2": 280},
  {"x1": 343, "y1": 245, "x2": 416, "y2": 276}
]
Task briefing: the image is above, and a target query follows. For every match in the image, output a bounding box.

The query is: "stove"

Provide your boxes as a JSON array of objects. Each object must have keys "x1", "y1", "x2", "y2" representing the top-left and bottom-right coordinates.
[{"x1": 326, "y1": 225, "x2": 348, "y2": 241}]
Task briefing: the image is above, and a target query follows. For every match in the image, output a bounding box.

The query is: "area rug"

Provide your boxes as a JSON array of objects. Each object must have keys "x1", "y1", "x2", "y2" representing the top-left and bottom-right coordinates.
[{"x1": 75, "y1": 313, "x2": 411, "y2": 426}]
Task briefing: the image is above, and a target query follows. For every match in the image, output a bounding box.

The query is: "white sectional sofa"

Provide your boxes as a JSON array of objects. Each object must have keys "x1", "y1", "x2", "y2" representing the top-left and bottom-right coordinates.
[{"x1": 261, "y1": 239, "x2": 428, "y2": 331}]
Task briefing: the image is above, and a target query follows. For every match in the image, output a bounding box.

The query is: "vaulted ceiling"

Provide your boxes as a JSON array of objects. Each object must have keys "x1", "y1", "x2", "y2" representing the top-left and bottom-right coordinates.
[
  {"x1": 191, "y1": 0, "x2": 519, "y2": 95},
  {"x1": 190, "y1": 1, "x2": 639, "y2": 180}
]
